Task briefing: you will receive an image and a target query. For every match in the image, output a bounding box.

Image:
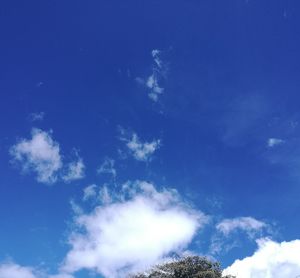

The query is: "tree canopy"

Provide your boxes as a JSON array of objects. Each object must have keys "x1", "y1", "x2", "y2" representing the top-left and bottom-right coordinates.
[{"x1": 129, "y1": 256, "x2": 235, "y2": 278}]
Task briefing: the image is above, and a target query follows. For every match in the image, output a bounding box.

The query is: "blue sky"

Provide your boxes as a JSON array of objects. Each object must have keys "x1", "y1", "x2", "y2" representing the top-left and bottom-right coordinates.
[{"x1": 1, "y1": 1, "x2": 300, "y2": 277}]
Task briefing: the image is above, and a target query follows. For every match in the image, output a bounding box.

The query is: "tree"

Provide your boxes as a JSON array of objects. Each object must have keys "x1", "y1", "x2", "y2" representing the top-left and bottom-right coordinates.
[{"x1": 129, "y1": 256, "x2": 235, "y2": 278}]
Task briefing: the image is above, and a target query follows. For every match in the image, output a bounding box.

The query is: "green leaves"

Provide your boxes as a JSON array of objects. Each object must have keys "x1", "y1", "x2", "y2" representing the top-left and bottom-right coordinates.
[{"x1": 129, "y1": 256, "x2": 235, "y2": 278}]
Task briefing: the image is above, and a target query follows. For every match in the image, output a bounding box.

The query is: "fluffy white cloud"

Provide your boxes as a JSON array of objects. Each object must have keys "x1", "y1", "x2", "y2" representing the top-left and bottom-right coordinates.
[
  {"x1": 223, "y1": 238, "x2": 300, "y2": 278},
  {"x1": 0, "y1": 262, "x2": 38, "y2": 278},
  {"x1": 62, "y1": 157, "x2": 85, "y2": 182},
  {"x1": 267, "y1": 138, "x2": 284, "y2": 148},
  {"x1": 62, "y1": 181, "x2": 207, "y2": 278},
  {"x1": 10, "y1": 128, "x2": 63, "y2": 183},
  {"x1": 121, "y1": 131, "x2": 161, "y2": 162},
  {"x1": 216, "y1": 217, "x2": 267, "y2": 238},
  {"x1": 10, "y1": 129, "x2": 85, "y2": 184},
  {"x1": 0, "y1": 262, "x2": 75, "y2": 278}
]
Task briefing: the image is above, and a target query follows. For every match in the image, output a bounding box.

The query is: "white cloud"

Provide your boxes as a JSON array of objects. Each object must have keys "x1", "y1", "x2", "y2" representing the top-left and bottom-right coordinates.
[
  {"x1": 120, "y1": 131, "x2": 161, "y2": 162},
  {"x1": 137, "y1": 49, "x2": 166, "y2": 102},
  {"x1": 83, "y1": 184, "x2": 98, "y2": 201},
  {"x1": 62, "y1": 181, "x2": 207, "y2": 278},
  {"x1": 152, "y1": 49, "x2": 163, "y2": 69},
  {"x1": 48, "y1": 274, "x2": 73, "y2": 278},
  {"x1": 267, "y1": 138, "x2": 284, "y2": 148},
  {"x1": 10, "y1": 128, "x2": 63, "y2": 184},
  {"x1": 223, "y1": 238, "x2": 300, "y2": 278},
  {"x1": 10, "y1": 129, "x2": 85, "y2": 184},
  {"x1": 216, "y1": 217, "x2": 267, "y2": 238},
  {"x1": 209, "y1": 217, "x2": 268, "y2": 255},
  {"x1": 62, "y1": 157, "x2": 85, "y2": 182},
  {"x1": 97, "y1": 158, "x2": 116, "y2": 178},
  {"x1": 0, "y1": 262, "x2": 38, "y2": 278},
  {"x1": 146, "y1": 74, "x2": 164, "y2": 102},
  {"x1": 0, "y1": 262, "x2": 74, "y2": 278},
  {"x1": 29, "y1": 112, "x2": 45, "y2": 122}
]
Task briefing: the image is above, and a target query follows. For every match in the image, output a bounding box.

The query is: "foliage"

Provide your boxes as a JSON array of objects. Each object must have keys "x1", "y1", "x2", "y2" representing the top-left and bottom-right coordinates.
[{"x1": 129, "y1": 256, "x2": 235, "y2": 278}]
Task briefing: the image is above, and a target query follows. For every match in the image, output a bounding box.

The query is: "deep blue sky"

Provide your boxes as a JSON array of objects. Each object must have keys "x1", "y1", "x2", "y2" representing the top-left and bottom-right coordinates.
[{"x1": 1, "y1": 0, "x2": 300, "y2": 277}]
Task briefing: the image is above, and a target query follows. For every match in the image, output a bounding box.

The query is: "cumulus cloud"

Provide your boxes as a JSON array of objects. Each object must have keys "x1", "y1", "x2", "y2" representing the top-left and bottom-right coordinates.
[
  {"x1": 136, "y1": 49, "x2": 167, "y2": 102},
  {"x1": 0, "y1": 262, "x2": 38, "y2": 278},
  {"x1": 223, "y1": 238, "x2": 300, "y2": 278},
  {"x1": 0, "y1": 262, "x2": 74, "y2": 278},
  {"x1": 267, "y1": 138, "x2": 284, "y2": 148},
  {"x1": 10, "y1": 129, "x2": 85, "y2": 184},
  {"x1": 216, "y1": 217, "x2": 267, "y2": 238},
  {"x1": 97, "y1": 158, "x2": 116, "y2": 179},
  {"x1": 10, "y1": 128, "x2": 63, "y2": 183},
  {"x1": 62, "y1": 181, "x2": 207, "y2": 278},
  {"x1": 120, "y1": 130, "x2": 161, "y2": 162},
  {"x1": 62, "y1": 157, "x2": 85, "y2": 182}
]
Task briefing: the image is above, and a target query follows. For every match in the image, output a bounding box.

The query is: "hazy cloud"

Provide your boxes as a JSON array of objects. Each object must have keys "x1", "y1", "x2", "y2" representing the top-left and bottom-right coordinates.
[
  {"x1": 267, "y1": 138, "x2": 284, "y2": 148},
  {"x1": 29, "y1": 112, "x2": 45, "y2": 122},
  {"x1": 10, "y1": 129, "x2": 85, "y2": 184},
  {"x1": 136, "y1": 49, "x2": 167, "y2": 102},
  {"x1": 10, "y1": 128, "x2": 63, "y2": 184},
  {"x1": 62, "y1": 157, "x2": 85, "y2": 182},
  {"x1": 216, "y1": 217, "x2": 267, "y2": 238},
  {"x1": 97, "y1": 158, "x2": 116, "y2": 179},
  {"x1": 120, "y1": 130, "x2": 161, "y2": 162}
]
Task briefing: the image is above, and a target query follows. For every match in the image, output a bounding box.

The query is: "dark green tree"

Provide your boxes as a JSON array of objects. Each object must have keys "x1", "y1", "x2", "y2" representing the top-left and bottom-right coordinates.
[{"x1": 129, "y1": 256, "x2": 235, "y2": 278}]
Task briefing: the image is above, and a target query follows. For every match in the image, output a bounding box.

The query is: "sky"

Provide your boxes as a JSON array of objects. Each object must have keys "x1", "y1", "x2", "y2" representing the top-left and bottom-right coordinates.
[{"x1": 1, "y1": 0, "x2": 300, "y2": 277}]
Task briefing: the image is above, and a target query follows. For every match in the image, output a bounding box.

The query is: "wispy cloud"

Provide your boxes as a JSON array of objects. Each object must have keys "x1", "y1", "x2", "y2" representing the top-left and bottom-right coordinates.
[
  {"x1": 62, "y1": 156, "x2": 85, "y2": 183},
  {"x1": 62, "y1": 181, "x2": 207, "y2": 278},
  {"x1": 97, "y1": 157, "x2": 116, "y2": 179},
  {"x1": 10, "y1": 128, "x2": 63, "y2": 184},
  {"x1": 10, "y1": 129, "x2": 85, "y2": 184},
  {"x1": 216, "y1": 217, "x2": 267, "y2": 237},
  {"x1": 223, "y1": 238, "x2": 300, "y2": 278},
  {"x1": 0, "y1": 261, "x2": 73, "y2": 278},
  {"x1": 29, "y1": 112, "x2": 45, "y2": 122},
  {"x1": 210, "y1": 217, "x2": 269, "y2": 255},
  {"x1": 83, "y1": 184, "x2": 98, "y2": 201},
  {"x1": 136, "y1": 49, "x2": 167, "y2": 102},
  {"x1": 119, "y1": 129, "x2": 161, "y2": 162},
  {"x1": 267, "y1": 138, "x2": 284, "y2": 148}
]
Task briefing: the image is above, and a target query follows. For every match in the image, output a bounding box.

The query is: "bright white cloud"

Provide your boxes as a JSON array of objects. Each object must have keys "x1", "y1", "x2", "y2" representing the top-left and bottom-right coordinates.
[
  {"x1": 10, "y1": 129, "x2": 85, "y2": 184},
  {"x1": 10, "y1": 128, "x2": 63, "y2": 184},
  {"x1": 0, "y1": 262, "x2": 38, "y2": 278},
  {"x1": 121, "y1": 131, "x2": 161, "y2": 162},
  {"x1": 62, "y1": 181, "x2": 207, "y2": 278},
  {"x1": 216, "y1": 217, "x2": 267, "y2": 238},
  {"x1": 223, "y1": 238, "x2": 300, "y2": 278},
  {"x1": 97, "y1": 158, "x2": 116, "y2": 178},
  {"x1": 267, "y1": 138, "x2": 284, "y2": 148},
  {"x1": 62, "y1": 157, "x2": 85, "y2": 182}
]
